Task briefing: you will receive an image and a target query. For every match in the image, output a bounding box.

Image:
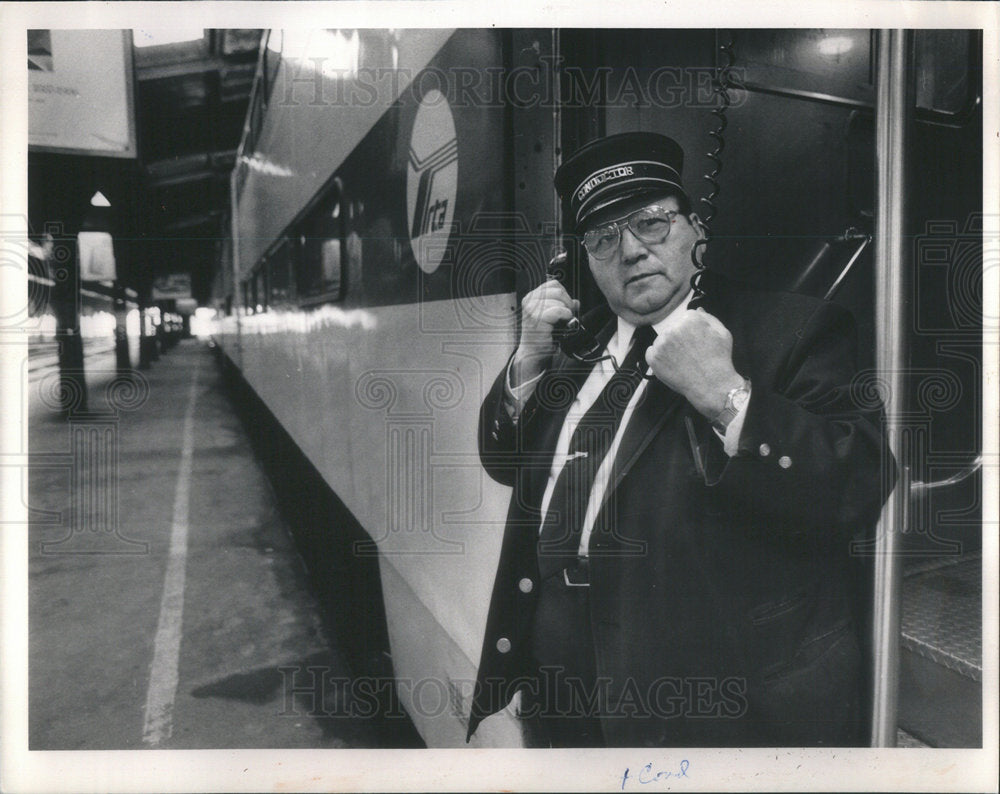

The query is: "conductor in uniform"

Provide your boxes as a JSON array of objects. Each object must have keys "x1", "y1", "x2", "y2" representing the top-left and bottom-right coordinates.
[{"x1": 467, "y1": 132, "x2": 893, "y2": 747}]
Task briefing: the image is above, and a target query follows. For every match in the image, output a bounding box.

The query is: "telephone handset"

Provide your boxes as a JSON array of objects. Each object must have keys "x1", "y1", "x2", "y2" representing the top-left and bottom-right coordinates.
[{"x1": 546, "y1": 251, "x2": 604, "y2": 362}]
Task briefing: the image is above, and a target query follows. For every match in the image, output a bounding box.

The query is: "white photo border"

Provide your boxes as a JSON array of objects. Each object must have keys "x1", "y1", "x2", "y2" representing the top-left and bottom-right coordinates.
[{"x1": 1, "y1": 2, "x2": 997, "y2": 792}]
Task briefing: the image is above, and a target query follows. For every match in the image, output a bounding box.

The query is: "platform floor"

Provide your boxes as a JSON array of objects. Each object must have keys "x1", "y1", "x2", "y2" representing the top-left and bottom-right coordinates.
[{"x1": 27, "y1": 339, "x2": 379, "y2": 749}]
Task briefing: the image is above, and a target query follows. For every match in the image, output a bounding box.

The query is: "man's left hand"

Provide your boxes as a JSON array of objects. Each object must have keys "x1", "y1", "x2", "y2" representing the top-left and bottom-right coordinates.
[{"x1": 645, "y1": 308, "x2": 745, "y2": 419}]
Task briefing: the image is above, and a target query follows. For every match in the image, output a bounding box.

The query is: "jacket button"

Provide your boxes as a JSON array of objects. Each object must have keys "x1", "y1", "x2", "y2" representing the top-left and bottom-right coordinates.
[
  {"x1": 779, "y1": 455, "x2": 792, "y2": 469},
  {"x1": 518, "y1": 577, "x2": 533, "y2": 594},
  {"x1": 759, "y1": 443, "x2": 771, "y2": 457},
  {"x1": 496, "y1": 637, "x2": 512, "y2": 653}
]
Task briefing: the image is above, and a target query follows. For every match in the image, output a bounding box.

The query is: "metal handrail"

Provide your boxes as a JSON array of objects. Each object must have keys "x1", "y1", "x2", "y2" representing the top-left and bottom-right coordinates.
[
  {"x1": 823, "y1": 231, "x2": 873, "y2": 301},
  {"x1": 911, "y1": 455, "x2": 983, "y2": 494}
]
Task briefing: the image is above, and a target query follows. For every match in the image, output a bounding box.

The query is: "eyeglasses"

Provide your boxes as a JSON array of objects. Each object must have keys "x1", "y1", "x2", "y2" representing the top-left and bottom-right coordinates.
[{"x1": 582, "y1": 205, "x2": 679, "y2": 260}]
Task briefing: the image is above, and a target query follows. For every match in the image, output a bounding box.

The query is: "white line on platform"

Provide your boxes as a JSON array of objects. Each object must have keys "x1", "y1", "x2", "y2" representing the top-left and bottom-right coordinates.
[{"x1": 141, "y1": 361, "x2": 200, "y2": 747}]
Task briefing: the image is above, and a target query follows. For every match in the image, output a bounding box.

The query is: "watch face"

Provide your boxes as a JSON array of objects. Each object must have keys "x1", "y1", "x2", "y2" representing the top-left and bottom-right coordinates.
[{"x1": 732, "y1": 388, "x2": 750, "y2": 412}]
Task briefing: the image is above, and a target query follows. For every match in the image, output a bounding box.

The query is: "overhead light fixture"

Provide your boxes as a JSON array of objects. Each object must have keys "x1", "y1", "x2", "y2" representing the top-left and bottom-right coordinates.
[
  {"x1": 90, "y1": 191, "x2": 111, "y2": 207},
  {"x1": 132, "y1": 29, "x2": 205, "y2": 49},
  {"x1": 817, "y1": 36, "x2": 855, "y2": 57}
]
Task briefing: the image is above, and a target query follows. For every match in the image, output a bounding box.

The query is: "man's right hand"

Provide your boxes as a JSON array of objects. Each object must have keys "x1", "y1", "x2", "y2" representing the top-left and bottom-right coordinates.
[{"x1": 510, "y1": 279, "x2": 580, "y2": 388}]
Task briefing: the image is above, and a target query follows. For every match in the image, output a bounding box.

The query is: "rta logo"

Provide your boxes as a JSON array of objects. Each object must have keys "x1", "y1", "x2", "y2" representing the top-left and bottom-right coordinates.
[
  {"x1": 406, "y1": 88, "x2": 458, "y2": 274},
  {"x1": 410, "y1": 138, "x2": 456, "y2": 238}
]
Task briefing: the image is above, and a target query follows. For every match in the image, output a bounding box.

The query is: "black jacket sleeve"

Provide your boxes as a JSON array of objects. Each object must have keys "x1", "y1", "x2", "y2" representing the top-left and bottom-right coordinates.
[
  {"x1": 478, "y1": 354, "x2": 522, "y2": 487},
  {"x1": 700, "y1": 299, "x2": 896, "y2": 533}
]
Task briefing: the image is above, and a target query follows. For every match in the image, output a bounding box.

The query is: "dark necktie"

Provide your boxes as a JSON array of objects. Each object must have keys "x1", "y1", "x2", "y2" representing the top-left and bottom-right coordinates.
[{"x1": 536, "y1": 324, "x2": 657, "y2": 580}]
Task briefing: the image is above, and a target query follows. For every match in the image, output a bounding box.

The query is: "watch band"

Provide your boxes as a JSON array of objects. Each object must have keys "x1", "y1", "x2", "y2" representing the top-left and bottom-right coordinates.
[{"x1": 711, "y1": 377, "x2": 751, "y2": 434}]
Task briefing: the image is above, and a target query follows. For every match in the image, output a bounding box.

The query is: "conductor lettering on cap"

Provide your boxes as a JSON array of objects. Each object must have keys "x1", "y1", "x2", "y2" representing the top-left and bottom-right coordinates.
[{"x1": 576, "y1": 165, "x2": 635, "y2": 201}]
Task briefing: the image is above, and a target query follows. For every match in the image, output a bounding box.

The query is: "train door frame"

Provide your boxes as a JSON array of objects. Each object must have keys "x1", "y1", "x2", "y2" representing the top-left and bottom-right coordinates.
[{"x1": 869, "y1": 27, "x2": 911, "y2": 748}]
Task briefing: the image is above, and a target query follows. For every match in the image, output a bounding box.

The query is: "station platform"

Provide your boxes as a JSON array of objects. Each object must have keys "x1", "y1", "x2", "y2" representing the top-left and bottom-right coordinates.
[{"x1": 27, "y1": 339, "x2": 388, "y2": 750}]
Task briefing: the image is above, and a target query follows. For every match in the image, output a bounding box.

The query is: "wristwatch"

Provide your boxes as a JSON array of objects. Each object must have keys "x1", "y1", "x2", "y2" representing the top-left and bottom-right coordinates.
[{"x1": 712, "y1": 377, "x2": 751, "y2": 434}]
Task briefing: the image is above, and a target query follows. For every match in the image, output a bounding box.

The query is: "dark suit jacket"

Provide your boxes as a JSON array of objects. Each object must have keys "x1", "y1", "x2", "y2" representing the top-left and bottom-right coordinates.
[{"x1": 467, "y1": 272, "x2": 894, "y2": 747}]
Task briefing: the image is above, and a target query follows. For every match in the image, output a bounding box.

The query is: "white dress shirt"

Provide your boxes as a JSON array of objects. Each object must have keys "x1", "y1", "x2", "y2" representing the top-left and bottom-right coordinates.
[{"x1": 505, "y1": 293, "x2": 749, "y2": 557}]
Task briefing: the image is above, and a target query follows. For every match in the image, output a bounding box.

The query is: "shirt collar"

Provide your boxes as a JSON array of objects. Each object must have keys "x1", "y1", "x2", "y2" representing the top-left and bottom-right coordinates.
[{"x1": 611, "y1": 291, "x2": 692, "y2": 359}]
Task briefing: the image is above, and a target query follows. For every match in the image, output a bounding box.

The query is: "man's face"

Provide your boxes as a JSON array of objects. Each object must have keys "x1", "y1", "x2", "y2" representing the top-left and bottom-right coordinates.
[{"x1": 584, "y1": 195, "x2": 703, "y2": 326}]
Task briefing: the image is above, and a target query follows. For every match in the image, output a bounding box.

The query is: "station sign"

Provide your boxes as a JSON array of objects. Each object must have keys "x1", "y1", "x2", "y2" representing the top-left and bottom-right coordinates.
[{"x1": 28, "y1": 29, "x2": 137, "y2": 158}]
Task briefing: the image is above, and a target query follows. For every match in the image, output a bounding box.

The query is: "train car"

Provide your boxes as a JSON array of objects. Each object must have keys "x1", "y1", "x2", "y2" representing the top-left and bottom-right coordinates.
[{"x1": 213, "y1": 28, "x2": 984, "y2": 748}]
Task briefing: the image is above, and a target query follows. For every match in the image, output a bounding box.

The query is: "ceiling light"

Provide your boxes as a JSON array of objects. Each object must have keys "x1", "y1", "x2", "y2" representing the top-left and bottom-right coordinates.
[{"x1": 817, "y1": 36, "x2": 855, "y2": 57}]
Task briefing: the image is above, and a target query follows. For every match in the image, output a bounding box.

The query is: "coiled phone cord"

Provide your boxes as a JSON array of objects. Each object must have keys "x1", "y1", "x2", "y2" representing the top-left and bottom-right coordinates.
[{"x1": 690, "y1": 30, "x2": 737, "y2": 307}]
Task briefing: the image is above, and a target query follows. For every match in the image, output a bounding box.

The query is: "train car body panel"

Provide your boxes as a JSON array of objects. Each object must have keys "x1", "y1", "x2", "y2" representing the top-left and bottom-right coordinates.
[
  {"x1": 379, "y1": 547, "x2": 526, "y2": 746},
  {"x1": 230, "y1": 296, "x2": 519, "y2": 743}
]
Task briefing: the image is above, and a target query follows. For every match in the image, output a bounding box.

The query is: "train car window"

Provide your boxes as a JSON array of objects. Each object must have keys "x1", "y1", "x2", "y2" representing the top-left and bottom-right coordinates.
[
  {"x1": 267, "y1": 238, "x2": 294, "y2": 307},
  {"x1": 241, "y1": 267, "x2": 266, "y2": 315},
  {"x1": 254, "y1": 265, "x2": 268, "y2": 314},
  {"x1": 738, "y1": 30, "x2": 874, "y2": 106},
  {"x1": 319, "y1": 239, "x2": 342, "y2": 295},
  {"x1": 736, "y1": 29, "x2": 977, "y2": 121},
  {"x1": 914, "y1": 30, "x2": 977, "y2": 118},
  {"x1": 297, "y1": 180, "x2": 346, "y2": 305}
]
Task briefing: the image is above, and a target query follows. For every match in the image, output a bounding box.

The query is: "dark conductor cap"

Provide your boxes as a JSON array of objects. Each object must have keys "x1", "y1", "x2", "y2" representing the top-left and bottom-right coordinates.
[{"x1": 554, "y1": 132, "x2": 687, "y2": 231}]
